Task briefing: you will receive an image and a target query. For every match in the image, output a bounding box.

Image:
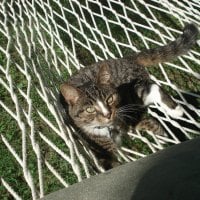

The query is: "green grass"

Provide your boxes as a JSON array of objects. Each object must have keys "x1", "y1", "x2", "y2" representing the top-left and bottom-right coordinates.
[{"x1": 0, "y1": 1, "x2": 200, "y2": 199}]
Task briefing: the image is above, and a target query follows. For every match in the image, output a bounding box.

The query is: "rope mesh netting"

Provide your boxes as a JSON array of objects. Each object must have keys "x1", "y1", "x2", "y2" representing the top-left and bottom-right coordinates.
[{"x1": 0, "y1": 0, "x2": 200, "y2": 199}]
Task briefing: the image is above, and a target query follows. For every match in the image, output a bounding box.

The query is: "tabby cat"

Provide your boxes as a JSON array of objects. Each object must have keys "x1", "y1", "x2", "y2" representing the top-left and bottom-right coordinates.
[{"x1": 60, "y1": 24, "x2": 198, "y2": 169}]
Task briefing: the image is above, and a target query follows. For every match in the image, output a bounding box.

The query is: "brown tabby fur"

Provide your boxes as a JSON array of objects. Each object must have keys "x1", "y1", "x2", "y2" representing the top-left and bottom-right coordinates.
[{"x1": 60, "y1": 24, "x2": 198, "y2": 169}]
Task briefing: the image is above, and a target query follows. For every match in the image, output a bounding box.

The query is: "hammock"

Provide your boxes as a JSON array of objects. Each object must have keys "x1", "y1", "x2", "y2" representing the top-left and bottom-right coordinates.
[{"x1": 0, "y1": 0, "x2": 200, "y2": 199}]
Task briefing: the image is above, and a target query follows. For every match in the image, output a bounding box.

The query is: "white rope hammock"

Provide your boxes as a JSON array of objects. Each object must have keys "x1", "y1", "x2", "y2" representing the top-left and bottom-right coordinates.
[{"x1": 0, "y1": 0, "x2": 200, "y2": 199}]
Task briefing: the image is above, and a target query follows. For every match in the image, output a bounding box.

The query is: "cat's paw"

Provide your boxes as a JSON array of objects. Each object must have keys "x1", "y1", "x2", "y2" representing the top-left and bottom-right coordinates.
[{"x1": 165, "y1": 104, "x2": 184, "y2": 119}]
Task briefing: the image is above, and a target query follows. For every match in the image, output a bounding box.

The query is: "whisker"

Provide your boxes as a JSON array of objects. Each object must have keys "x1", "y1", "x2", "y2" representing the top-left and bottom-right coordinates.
[
  {"x1": 119, "y1": 104, "x2": 144, "y2": 108},
  {"x1": 117, "y1": 108, "x2": 142, "y2": 113},
  {"x1": 117, "y1": 108, "x2": 140, "y2": 112},
  {"x1": 117, "y1": 104, "x2": 145, "y2": 110},
  {"x1": 115, "y1": 115, "x2": 127, "y2": 124},
  {"x1": 117, "y1": 113, "x2": 136, "y2": 121}
]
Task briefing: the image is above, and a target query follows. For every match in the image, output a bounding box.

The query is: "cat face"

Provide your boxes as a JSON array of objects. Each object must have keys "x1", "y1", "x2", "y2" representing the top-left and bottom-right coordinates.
[{"x1": 61, "y1": 64, "x2": 120, "y2": 135}]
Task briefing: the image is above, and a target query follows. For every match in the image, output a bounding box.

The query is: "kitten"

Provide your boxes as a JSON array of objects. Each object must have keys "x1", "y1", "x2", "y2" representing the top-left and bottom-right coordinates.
[{"x1": 60, "y1": 24, "x2": 198, "y2": 169}]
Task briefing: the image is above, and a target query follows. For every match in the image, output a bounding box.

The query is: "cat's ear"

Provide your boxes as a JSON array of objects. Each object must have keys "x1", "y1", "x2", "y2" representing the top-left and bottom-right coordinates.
[
  {"x1": 97, "y1": 64, "x2": 111, "y2": 85},
  {"x1": 60, "y1": 83, "x2": 81, "y2": 105}
]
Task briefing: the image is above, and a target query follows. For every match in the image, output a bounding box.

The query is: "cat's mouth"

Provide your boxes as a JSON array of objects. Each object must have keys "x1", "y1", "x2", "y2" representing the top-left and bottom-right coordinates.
[
  {"x1": 95, "y1": 125, "x2": 111, "y2": 129},
  {"x1": 94, "y1": 122, "x2": 114, "y2": 130}
]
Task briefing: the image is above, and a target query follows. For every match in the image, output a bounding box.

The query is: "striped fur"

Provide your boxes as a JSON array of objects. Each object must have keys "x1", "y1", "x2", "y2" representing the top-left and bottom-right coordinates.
[{"x1": 60, "y1": 24, "x2": 198, "y2": 169}]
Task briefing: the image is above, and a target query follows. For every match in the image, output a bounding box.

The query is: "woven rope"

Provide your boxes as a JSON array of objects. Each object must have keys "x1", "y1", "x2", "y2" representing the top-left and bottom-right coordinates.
[{"x1": 0, "y1": 0, "x2": 200, "y2": 199}]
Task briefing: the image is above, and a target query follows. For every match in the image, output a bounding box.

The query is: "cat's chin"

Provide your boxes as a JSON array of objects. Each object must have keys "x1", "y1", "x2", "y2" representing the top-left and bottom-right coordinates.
[
  {"x1": 82, "y1": 123, "x2": 113, "y2": 137},
  {"x1": 91, "y1": 126, "x2": 111, "y2": 137}
]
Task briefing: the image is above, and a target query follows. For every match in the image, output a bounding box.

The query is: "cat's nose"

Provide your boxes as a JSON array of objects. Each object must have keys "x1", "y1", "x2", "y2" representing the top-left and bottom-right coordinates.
[{"x1": 104, "y1": 112, "x2": 111, "y2": 119}]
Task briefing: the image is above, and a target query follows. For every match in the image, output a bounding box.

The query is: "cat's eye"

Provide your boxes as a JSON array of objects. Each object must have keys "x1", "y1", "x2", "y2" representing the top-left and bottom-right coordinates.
[
  {"x1": 86, "y1": 106, "x2": 96, "y2": 113},
  {"x1": 107, "y1": 95, "x2": 114, "y2": 104}
]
